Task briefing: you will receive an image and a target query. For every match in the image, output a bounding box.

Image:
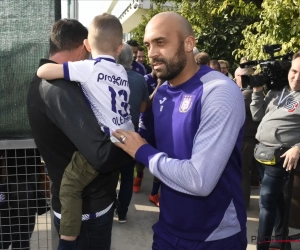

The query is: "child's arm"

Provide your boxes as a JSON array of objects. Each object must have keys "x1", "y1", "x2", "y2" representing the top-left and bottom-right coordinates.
[
  {"x1": 37, "y1": 64, "x2": 64, "y2": 80},
  {"x1": 37, "y1": 61, "x2": 93, "y2": 83}
]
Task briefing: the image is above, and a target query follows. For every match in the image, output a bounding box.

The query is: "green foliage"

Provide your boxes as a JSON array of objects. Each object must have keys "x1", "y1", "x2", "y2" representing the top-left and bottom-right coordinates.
[
  {"x1": 131, "y1": 0, "x2": 300, "y2": 70},
  {"x1": 130, "y1": 7, "x2": 166, "y2": 48},
  {"x1": 235, "y1": 0, "x2": 300, "y2": 60},
  {"x1": 178, "y1": 0, "x2": 260, "y2": 68},
  {"x1": 132, "y1": 0, "x2": 260, "y2": 69}
]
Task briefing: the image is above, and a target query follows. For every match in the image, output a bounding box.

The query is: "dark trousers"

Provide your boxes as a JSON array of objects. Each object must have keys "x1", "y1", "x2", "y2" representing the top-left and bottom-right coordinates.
[
  {"x1": 241, "y1": 140, "x2": 256, "y2": 208},
  {"x1": 53, "y1": 205, "x2": 114, "y2": 250},
  {"x1": 257, "y1": 163, "x2": 289, "y2": 250},
  {"x1": 117, "y1": 160, "x2": 135, "y2": 217}
]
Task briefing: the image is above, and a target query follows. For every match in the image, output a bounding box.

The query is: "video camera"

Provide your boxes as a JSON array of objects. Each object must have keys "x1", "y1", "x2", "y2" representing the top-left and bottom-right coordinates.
[{"x1": 240, "y1": 44, "x2": 294, "y2": 90}]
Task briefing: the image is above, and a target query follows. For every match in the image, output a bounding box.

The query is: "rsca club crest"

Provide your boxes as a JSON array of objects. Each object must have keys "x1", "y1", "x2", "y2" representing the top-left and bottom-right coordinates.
[{"x1": 179, "y1": 95, "x2": 194, "y2": 113}]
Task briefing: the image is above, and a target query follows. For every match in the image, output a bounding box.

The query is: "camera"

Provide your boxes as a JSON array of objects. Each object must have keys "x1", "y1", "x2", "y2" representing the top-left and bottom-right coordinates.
[{"x1": 240, "y1": 44, "x2": 294, "y2": 90}]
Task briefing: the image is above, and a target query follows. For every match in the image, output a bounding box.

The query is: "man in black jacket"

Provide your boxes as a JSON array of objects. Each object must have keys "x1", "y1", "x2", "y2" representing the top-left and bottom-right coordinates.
[{"x1": 27, "y1": 19, "x2": 131, "y2": 250}]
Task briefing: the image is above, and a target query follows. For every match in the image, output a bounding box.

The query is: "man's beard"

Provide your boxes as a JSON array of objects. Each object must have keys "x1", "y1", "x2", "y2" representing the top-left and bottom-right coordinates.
[{"x1": 153, "y1": 41, "x2": 187, "y2": 82}]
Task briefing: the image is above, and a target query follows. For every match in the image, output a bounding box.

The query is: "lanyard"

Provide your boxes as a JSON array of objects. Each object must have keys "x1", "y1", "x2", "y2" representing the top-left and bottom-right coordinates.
[{"x1": 277, "y1": 88, "x2": 295, "y2": 108}]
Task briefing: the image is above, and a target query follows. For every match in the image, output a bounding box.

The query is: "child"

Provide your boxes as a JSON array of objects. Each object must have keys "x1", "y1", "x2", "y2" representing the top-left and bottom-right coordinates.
[{"x1": 37, "y1": 13, "x2": 134, "y2": 244}]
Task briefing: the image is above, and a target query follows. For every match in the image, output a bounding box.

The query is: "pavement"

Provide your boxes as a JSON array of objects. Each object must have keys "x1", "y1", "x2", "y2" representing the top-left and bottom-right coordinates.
[{"x1": 29, "y1": 168, "x2": 300, "y2": 250}]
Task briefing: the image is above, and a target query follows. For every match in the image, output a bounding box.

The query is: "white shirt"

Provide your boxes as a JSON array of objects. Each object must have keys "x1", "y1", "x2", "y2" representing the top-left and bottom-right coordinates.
[{"x1": 63, "y1": 55, "x2": 134, "y2": 141}]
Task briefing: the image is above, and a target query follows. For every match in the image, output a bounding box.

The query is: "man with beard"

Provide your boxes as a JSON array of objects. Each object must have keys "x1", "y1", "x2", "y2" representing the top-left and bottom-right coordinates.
[
  {"x1": 112, "y1": 12, "x2": 247, "y2": 249},
  {"x1": 126, "y1": 39, "x2": 147, "y2": 76}
]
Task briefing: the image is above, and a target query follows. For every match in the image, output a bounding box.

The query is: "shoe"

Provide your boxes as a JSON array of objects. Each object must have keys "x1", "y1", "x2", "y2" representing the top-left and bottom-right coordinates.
[
  {"x1": 133, "y1": 176, "x2": 143, "y2": 193},
  {"x1": 149, "y1": 194, "x2": 160, "y2": 207},
  {"x1": 115, "y1": 210, "x2": 127, "y2": 224}
]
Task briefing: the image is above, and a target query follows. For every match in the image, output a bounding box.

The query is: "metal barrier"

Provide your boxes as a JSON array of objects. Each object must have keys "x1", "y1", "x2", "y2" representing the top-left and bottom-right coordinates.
[{"x1": 0, "y1": 140, "x2": 52, "y2": 250}]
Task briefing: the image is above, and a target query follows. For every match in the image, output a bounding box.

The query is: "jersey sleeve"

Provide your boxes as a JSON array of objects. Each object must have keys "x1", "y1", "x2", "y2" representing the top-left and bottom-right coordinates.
[{"x1": 63, "y1": 60, "x2": 94, "y2": 84}]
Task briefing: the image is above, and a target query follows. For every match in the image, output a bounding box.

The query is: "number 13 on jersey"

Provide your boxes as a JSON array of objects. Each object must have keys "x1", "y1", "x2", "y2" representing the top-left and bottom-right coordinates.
[{"x1": 108, "y1": 86, "x2": 129, "y2": 118}]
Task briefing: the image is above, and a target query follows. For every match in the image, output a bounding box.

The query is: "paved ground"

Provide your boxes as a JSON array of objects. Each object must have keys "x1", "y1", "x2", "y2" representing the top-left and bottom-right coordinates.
[{"x1": 30, "y1": 168, "x2": 300, "y2": 250}]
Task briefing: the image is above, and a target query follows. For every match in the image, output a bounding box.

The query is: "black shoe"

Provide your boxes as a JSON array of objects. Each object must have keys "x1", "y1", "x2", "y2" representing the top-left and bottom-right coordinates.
[{"x1": 115, "y1": 210, "x2": 127, "y2": 224}]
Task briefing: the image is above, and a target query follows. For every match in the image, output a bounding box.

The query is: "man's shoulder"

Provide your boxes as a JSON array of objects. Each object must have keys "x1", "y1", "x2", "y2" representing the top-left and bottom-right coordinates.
[
  {"x1": 127, "y1": 70, "x2": 145, "y2": 81},
  {"x1": 242, "y1": 89, "x2": 253, "y2": 97},
  {"x1": 200, "y1": 71, "x2": 244, "y2": 104},
  {"x1": 131, "y1": 61, "x2": 146, "y2": 74},
  {"x1": 38, "y1": 78, "x2": 81, "y2": 99}
]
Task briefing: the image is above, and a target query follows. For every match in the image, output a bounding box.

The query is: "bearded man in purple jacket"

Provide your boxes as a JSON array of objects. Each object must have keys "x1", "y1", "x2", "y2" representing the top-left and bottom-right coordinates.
[{"x1": 113, "y1": 12, "x2": 247, "y2": 250}]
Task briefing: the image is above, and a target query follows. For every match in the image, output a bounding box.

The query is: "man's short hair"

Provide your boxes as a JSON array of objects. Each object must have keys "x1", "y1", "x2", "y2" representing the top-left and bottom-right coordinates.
[
  {"x1": 126, "y1": 39, "x2": 139, "y2": 47},
  {"x1": 89, "y1": 13, "x2": 123, "y2": 53},
  {"x1": 117, "y1": 43, "x2": 133, "y2": 70},
  {"x1": 293, "y1": 51, "x2": 300, "y2": 60},
  {"x1": 195, "y1": 52, "x2": 210, "y2": 66},
  {"x1": 138, "y1": 47, "x2": 145, "y2": 52},
  {"x1": 210, "y1": 59, "x2": 221, "y2": 71},
  {"x1": 218, "y1": 59, "x2": 229, "y2": 68},
  {"x1": 235, "y1": 67, "x2": 254, "y2": 76},
  {"x1": 49, "y1": 19, "x2": 88, "y2": 56}
]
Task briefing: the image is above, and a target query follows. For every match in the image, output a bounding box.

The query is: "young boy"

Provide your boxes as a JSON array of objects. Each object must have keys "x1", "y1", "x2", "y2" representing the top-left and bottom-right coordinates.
[{"x1": 37, "y1": 13, "x2": 134, "y2": 244}]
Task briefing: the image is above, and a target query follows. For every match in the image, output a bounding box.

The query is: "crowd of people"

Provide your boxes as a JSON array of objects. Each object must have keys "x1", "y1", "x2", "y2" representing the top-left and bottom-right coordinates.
[{"x1": 22, "y1": 10, "x2": 300, "y2": 250}]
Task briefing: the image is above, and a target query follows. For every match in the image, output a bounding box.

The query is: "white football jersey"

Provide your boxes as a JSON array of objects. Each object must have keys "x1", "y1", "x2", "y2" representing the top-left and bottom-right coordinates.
[{"x1": 63, "y1": 55, "x2": 134, "y2": 141}]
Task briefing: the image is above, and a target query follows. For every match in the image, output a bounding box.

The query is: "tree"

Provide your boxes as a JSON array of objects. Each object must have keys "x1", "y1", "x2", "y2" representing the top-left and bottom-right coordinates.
[
  {"x1": 130, "y1": 7, "x2": 166, "y2": 49},
  {"x1": 183, "y1": 0, "x2": 259, "y2": 67},
  {"x1": 235, "y1": 0, "x2": 300, "y2": 61},
  {"x1": 132, "y1": 0, "x2": 260, "y2": 69}
]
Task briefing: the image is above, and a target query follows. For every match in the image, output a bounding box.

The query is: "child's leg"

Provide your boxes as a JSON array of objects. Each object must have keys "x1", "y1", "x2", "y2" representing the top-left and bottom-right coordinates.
[
  {"x1": 151, "y1": 176, "x2": 161, "y2": 196},
  {"x1": 135, "y1": 162, "x2": 145, "y2": 178},
  {"x1": 59, "y1": 151, "x2": 99, "y2": 238}
]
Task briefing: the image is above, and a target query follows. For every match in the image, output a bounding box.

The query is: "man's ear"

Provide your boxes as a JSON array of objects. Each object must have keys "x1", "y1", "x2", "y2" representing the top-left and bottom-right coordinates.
[
  {"x1": 185, "y1": 36, "x2": 195, "y2": 53},
  {"x1": 116, "y1": 43, "x2": 124, "y2": 56},
  {"x1": 84, "y1": 39, "x2": 92, "y2": 52}
]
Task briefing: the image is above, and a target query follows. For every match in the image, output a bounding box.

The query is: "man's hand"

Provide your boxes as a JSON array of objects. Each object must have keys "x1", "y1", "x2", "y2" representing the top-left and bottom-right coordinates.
[
  {"x1": 280, "y1": 146, "x2": 300, "y2": 171},
  {"x1": 112, "y1": 130, "x2": 147, "y2": 158}
]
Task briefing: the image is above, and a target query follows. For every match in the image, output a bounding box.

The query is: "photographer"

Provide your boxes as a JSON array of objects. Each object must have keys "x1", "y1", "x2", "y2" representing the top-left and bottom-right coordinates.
[{"x1": 250, "y1": 51, "x2": 300, "y2": 250}]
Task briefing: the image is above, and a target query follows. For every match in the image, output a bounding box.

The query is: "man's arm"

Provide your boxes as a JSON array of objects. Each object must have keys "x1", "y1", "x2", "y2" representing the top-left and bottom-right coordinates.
[
  {"x1": 114, "y1": 82, "x2": 245, "y2": 196},
  {"x1": 139, "y1": 101, "x2": 147, "y2": 113},
  {"x1": 250, "y1": 86, "x2": 267, "y2": 121},
  {"x1": 37, "y1": 64, "x2": 64, "y2": 80},
  {"x1": 146, "y1": 79, "x2": 163, "y2": 108},
  {"x1": 140, "y1": 79, "x2": 149, "y2": 112}
]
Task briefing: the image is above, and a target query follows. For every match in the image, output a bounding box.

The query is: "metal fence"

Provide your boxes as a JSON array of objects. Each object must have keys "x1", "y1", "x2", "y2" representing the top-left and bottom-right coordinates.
[{"x1": 0, "y1": 140, "x2": 52, "y2": 250}]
